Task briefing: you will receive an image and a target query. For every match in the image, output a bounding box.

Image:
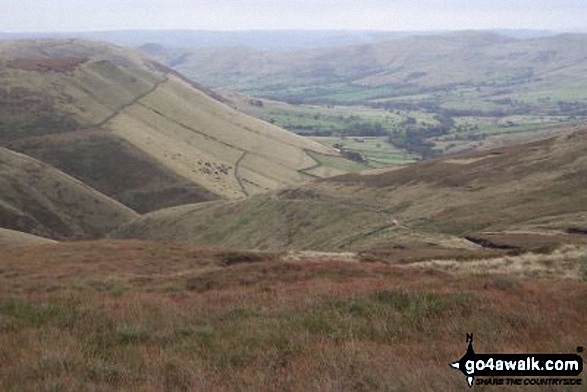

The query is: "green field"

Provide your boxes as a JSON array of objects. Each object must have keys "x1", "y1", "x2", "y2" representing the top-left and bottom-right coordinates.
[
  {"x1": 305, "y1": 151, "x2": 370, "y2": 173},
  {"x1": 235, "y1": 100, "x2": 428, "y2": 134},
  {"x1": 309, "y1": 137, "x2": 418, "y2": 168},
  {"x1": 232, "y1": 92, "x2": 587, "y2": 162},
  {"x1": 163, "y1": 33, "x2": 587, "y2": 160},
  {"x1": 230, "y1": 96, "x2": 429, "y2": 166}
]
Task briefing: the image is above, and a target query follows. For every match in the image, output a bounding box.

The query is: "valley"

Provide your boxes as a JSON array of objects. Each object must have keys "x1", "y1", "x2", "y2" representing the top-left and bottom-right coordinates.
[
  {"x1": 146, "y1": 32, "x2": 587, "y2": 161},
  {"x1": 0, "y1": 40, "x2": 353, "y2": 232},
  {"x1": 1, "y1": 31, "x2": 587, "y2": 391}
]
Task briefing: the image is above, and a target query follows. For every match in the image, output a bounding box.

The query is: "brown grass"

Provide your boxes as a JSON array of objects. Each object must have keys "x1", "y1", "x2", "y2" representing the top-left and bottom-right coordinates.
[
  {"x1": 1, "y1": 40, "x2": 339, "y2": 224},
  {"x1": 8, "y1": 57, "x2": 89, "y2": 72},
  {"x1": 0, "y1": 240, "x2": 585, "y2": 391},
  {"x1": 8, "y1": 130, "x2": 219, "y2": 213},
  {"x1": 0, "y1": 147, "x2": 137, "y2": 240}
]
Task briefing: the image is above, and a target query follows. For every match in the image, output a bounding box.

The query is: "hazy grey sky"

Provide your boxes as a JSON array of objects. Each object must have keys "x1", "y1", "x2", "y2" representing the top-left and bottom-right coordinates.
[{"x1": 2, "y1": 0, "x2": 587, "y2": 32}]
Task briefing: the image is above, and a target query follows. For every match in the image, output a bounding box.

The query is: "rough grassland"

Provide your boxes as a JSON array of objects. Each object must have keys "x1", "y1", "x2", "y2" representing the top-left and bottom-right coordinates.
[
  {"x1": 115, "y1": 127, "x2": 587, "y2": 252},
  {"x1": 0, "y1": 240, "x2": 585, "y2": 391},
  {"x1": 0, "y1": 228, "x2": 56, "y2": 247},
  {"x1": 7, "y1": 130, "x2": 218, "y2": 213},
  {"x1": 0, "y1": 39, "x2": 342, "y2": 210},
  {"x1": 0, "y1": 147, "x2": 137, "y2": 239}
]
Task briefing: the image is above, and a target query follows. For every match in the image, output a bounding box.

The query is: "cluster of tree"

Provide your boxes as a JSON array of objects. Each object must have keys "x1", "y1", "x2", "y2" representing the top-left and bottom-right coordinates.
[
  {"x1": 341, "y1": 121, "x2": 386, "y2": 136},
  {"x1": 374, "y1": 97, "x2": 542, "y2": 118},
  {"x1": 443, "y1": 133, "x2": 486, "y2": 142},
  {"x1": 248, "y1": 99, "x2": 264, "y2": 107},
  {"x1": 340, "y1": 149, "x2": 369, "y2": 165},
  {"x1": 375, "y1": 100, "x2": 439, "y2": 112},
  {"x1": 388, "y1": 114, "x2": 455, "y2": 158},
  {"x1": 287, "y1": 121, "x2": 386, "y2": 137},
  {"x1": 291, "y1": 129, "x2": 334, "y2": 136},
  {"x1": 549, "y1": 101, "x2": 587, "y2": 117}
]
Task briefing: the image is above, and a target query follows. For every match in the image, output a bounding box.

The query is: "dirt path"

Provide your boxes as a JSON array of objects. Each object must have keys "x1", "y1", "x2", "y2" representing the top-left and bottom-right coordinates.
[
  {"x1": 234, "y1": 151, "x2": 249, "y2": 196},
  {"x1": 91, "y1": 76, "x2": 170, "y2": 129},
  {"x1": 95, "y1": 75, "x2": 252, "y2": 198},
  {"x1": 297, "y1": 149, "x2": 324, "y2": 179}
]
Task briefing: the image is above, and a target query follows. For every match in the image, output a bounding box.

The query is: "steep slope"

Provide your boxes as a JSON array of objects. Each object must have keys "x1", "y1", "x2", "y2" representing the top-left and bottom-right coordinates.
[
  {"x1": 115, "y1": 124, "x2": 587, "y2": 254},
  {"x1": 0, "y1": 147, "x2": 137, "y2": 239},
  {"x1": 0, "y1": 39, "x2": 339, "y2": 212}
]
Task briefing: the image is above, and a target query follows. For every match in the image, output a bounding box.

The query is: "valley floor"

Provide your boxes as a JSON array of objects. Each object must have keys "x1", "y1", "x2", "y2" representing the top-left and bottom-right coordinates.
[{"x1": 1, "y1": 241, "x2": 585, "y2": 391}]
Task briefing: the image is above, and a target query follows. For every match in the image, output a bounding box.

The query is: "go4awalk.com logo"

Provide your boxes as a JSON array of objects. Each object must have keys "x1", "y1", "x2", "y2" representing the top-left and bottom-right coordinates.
[{"x1": 450, "y1": 334, "x2": 584, "y2": 388}]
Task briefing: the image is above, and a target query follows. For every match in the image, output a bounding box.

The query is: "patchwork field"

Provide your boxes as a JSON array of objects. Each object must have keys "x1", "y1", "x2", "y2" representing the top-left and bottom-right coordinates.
[
  {"x1": 309, "y1": 137, "x2": 417, "y2": 168},
  {"x1": 223, "y1": 85, "x2": 585, "y2": 165},
  {"x1": 149, "y1": 32, "x2": 587, "y2": 162}
]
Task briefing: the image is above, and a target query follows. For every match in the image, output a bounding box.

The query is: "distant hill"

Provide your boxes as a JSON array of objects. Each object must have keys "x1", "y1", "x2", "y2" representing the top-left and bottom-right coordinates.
[
  {"x1": 1, "y1": 30, "x2": 564, "y2": 52},
  {"x1": 115, "y1": 124, "x2": 587, "y2": 257},
  {"x1": 148, "y1": 31, "x2": 587, "y2": 110},
  {"x1": 0, "y1": 147, "x2": 137, "y2": 239},
  {"x1": 0, "y1": 39, "x2": 340, "y2": 214},
  {"x1": 138, "y1": 31, "x2": 587, "y2": 161},
  {"x1": 0, "y1": 30, "x2": 424, "y2": 51}
]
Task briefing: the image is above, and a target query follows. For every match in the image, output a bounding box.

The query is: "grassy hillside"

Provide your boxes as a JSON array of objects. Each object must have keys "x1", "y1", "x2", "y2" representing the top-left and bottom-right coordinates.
[
  {"x1": 0, "y1": 39, "x2": 345, "y2": 213},
  {"x1": 0, "y1": 147, "x2": 137, "y2": 239},
  {"x1": 0, "y1": 240, "x2": 585, "y2": 390},
  {"x1": 7, "y1": 131, "x2": 218, "y2": 214},
  {"x1": 115, "y1": 125, "x2": 587, "y2": 254},
  {"x1": 0, "y1": 228, "x2": 56, "y2": 247}
]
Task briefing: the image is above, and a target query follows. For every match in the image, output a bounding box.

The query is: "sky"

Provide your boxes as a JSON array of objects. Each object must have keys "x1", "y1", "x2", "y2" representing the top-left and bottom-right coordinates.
[{"x1": 2, "y1": 0, "x2": 587, "y2": 33}]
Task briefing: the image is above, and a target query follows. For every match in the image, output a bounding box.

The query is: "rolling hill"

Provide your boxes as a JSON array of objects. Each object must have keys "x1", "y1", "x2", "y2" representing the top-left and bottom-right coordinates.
[
  {"x1": 147, "y1": 31, "x2": 587, "y2": 106},
  {"x1": 0, "y1": 39, "x2": 341, "y2": 215},
  {"x1": 114, "y1": 124, "x2": 587, "y2": 257},
  {"x1": 1, "y1": 32, "x2": 586, "y2": 392},
  {"x1": 0, "y1": 147, "x2": 137, "y2": 239},
  {"x1": 143, "y1": 31, "x2": 587, "y2": 160},
  {"x1": 1, "y1": 30, "x2": 415, "y2": 51}
]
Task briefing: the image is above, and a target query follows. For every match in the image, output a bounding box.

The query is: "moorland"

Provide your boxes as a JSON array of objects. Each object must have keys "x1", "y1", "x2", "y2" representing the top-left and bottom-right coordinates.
[{"x1": 0, "y1": 33, "x2": 586, "y2": 391}]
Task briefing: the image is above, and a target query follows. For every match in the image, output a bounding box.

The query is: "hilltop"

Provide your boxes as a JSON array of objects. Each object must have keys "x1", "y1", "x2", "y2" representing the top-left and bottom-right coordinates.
[
  {"x1": 1, "y1": 30, "x2": 414, "y2": 51},
  {"x1": 115, "y1": 124, "x2": 587, "y2": 257},
  {"x1": 0, "y1": 39, "x2": 343, "y2": 216}
]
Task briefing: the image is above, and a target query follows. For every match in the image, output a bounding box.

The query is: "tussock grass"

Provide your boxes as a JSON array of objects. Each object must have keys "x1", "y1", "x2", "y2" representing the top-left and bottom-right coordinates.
[
  {"x1": 410, "y1": 245, "x2": 587, "y2": 281},
  {"x1": 580, "y1": 257, "x2": 587, "y2": 282},
  {"x1": 0, "y1": 241, "x2": 585, "y2": 391}
]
